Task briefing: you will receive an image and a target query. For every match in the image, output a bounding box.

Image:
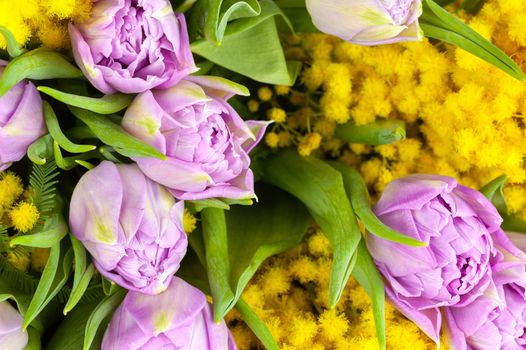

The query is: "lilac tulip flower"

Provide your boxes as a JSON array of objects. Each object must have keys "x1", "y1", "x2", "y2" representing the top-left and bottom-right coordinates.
[
  {"x1": 306, "y1": 0, "x2": 423, "y2": 45},
  {"x1": 69, "y1": 0, "x2": 196, "y2": 94},
  {"x1": 366, "y1": 174, "x2": 504, "y2": 343},
  {"x1": 69, "y1": 161, "x2": 187, "y2": 295},
  {"x1": 102, "y1": 277, "x2": 237, "y2": 350},
  {"x1": 0, "y1": 301, "x2": 28, "y2": 350},
  {"x1": 121, "y1": 76, "x2": 269, "y2": 201},
  {"x1": 0, "y1": 61, "x2": 46, "y2": 171},
  {"x1": 446, "y1": 229, "x2": 526, "y2": 350}
]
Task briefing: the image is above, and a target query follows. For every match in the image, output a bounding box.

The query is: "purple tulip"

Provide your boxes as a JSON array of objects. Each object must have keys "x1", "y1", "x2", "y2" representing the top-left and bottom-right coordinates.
[
  {"x1": 306, "y1": 0, "x2": 423, "y2": 45},
  {"x1": 102, "y1": 277, "x2": 237, "y2": 350},
  {"x1": 0, "y1": 61, "x2": 46, "y2": 171},
  {"x1": 366, "y1": 174, "x2": 504, "y2": 343},
  {"x1": 69, "y1": 0, "x2": 196, "y2": 94},
  {"x1": 446, "y1": 229, "x2": 526, "y2": 350},
  {"x1": 0, "y1": 301, "x2": 28, "y2": 350},
  {"x1": 121, "y1": 76, "x2": 269, "y2": 200},
  {"x1": 69, "y1": 161, "x2": 187, "y2": 295}
]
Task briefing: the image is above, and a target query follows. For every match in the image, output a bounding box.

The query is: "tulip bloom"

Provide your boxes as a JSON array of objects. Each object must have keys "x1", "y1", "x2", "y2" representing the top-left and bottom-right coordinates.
[
  {"x1": 121, "y1": 76, "x2": 268, "y2": 200},
  {"x1": 306, "y1": 0, "x2": 423, "y2": 45},
  {"x1": 366, "y1": 174, "x2": 504, "y2": 343},
  {"x1": 69, "y1": 161, "x2": 187, "y2": 295},
  {"x1": 102, "y1": 277, "x2": 237, "y2": 350},
  {"x1": 0, "y1": 61, "x2": 46, "y2": 171},
  {"x1": 446, "y1": 230, "x2": 526, "y2": 350},
  {"x1": 0, "y1": 301, "x2": 28, "y2": 350},
  {"x1": 69, "y1": 0, "x2": 196, "y2": 94}
]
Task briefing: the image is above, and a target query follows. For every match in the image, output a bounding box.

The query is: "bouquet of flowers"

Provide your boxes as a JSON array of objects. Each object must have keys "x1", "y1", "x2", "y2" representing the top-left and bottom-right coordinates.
[{"x1": 1, "y1": 0, "x2": 526, "y2": 349}]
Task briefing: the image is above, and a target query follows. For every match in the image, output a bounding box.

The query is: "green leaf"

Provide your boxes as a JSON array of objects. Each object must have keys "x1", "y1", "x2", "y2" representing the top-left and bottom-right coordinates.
[
  {"x1": 353, "y1": 240, "x2": 386, "y2": 350},
  {"x1": 27, "y1": 135, "x2": 54, "y2": 165},
  {"x1": 480, "y1": 175, "x2": 508, "y2": 213},
  {"x1": 189, "y1": 0, "x2": 261, "y2": 44},
  {"x1": 24, "y1": 325, "x2": 42, "y2": 350},
  {"x1": 0, "y1": 48, "x2": 83, "y2": 96},
  {"x1": 188, "y1": 197, "x2": 253, "y2": 211},
  {"x1": 29, "y1": 161, "x2": 59, "y2": 217},
  {"x1": 262, "y1": 150, "x2": 361, "y2": 307},
  {"x1": 201, "y1": 208, "x2": 235, "y2": 322},
  {"x1": 335, "y1": 119, "x2": 406, "y2": 145},
  {"x1": 191, "y1": 0, "x2": 300, "y2": 85},
  {"x1": 83, "y1": 288, "x2": 127, "y2": 350},
  {"x1": 460, "y1": 0, "x2": 486, "y2": 13},
  {"x1": 70, "y1": 235, "x2": 88, "y2": 290},
  {"x1": 9, "y1": 212, "x2": 68, "y2": 248},
  {"x1": 63, "y1": 264, "x2": 96, "y2": 315},
  {"x1": 235, "y1": 298, "x2": 280, "y2": 350},
  {"x1": 275, "y1": 0, "x2": 319, "y2": 33},
  {"x1": 330, "y1": 162, "x2": 426, "y2": 247},
  {"x1": 421, "y1": 0, "x2": 526, "y2": 81},
  {"x1": 0, "y1": 26, "x2": 26, "y2": 57},
  {"x1": 23, "y1": 241, "x2": 73, "y2": 329},
  {"x1": 69, "y1": 107, "x2": 166, "y2": 160},
  {"x1": 43, "y1": 102, "x2": 96, "y2": 154},
  {"x1": 53, "y1": 141, "x2": 99, "y2": 171},
  {"x1": 38, "y1": 86, "x2": 133, "y2": 115}
]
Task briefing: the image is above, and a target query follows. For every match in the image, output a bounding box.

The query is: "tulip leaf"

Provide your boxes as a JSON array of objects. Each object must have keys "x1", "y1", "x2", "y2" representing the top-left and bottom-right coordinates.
[
  {"x1": 352, "y1": 239, "x2": 386, "y2": 350},
  {"x1": 70, "y1": 235, "x2": 88, "y2": 291},
  {"x1": 0, "y1": 26, "x2": 26, "y2": 57},
  {"x1": 64, "y1": 264, "x2": 96, "y2": 315},
  {"x1": 188, "y1": 197, "x2": 253, "y2": 211},
  {"x1": 262, "y1": 150, "x2": 361, "y2": 307},
  {"x1": 23, "y1": 241, "x2": 73, "y2": 330},
  {"x1": 9, "y1": 212, "x2": 68, "y2": 248},
  {"x1": 0, "y1": 48, "x2": 83, "y2": 96},
  {"x1": 38, "y1": 86, "x2": 133, "y2": 115},
  {"x1": 480, "y1": 175, "x2": 508, "y2": 214},
  {"x1": 274, "y1": 0, "x2": 319, "y2": 33},
  {"x1": 27, "y1": 134, "x2": 54, "y2": 165},
  {"x1": 43, "y1": 102, "x2": 96, "y2": 153},
  {"x1": 235, "y1": 298, "x2": 280, "y2": 350},
  {"x1": 198, "y1": 185, "x2": 309, "y2": 321},
  {"x1": 460, "y1": 0, "x2": 486, "y2": 13},
  {"x1": 53, "y1": 141, "x2": 100, "y2": 171},
  {"x1": 24, "y1": 325, "x2": 42, "y2": 350},
  {"x1": 83, "y1": 288, "x2": 127, "y2": 350},
  {"x1": 69, "y1": 107, "x2": 166, "y2": 160},
  {"x1": 191, "y1": 0, "x2": 300, "y2": 85},
  {"x1": 420, "y1": 0, "x2": 526, "y2": 81},
  {"x1": 330, "y1": 162, "x2": 427, "y2": 247},
  {"x1": 189, "y1": 0, "x2": 261, "y2": 44},
  {"x1": 335, "y1": 119, "x2": 406, "y2": 145},
  {"x1": 200, "y1": 208, "x2": 235, "y2": 321}
]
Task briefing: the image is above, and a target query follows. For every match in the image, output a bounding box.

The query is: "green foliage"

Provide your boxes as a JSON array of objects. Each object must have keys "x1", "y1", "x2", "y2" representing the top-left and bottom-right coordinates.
[
  {"x1": 235, "y1": 298, "x2": 280, "y2": 350},
  {"x1": 261, "y1": 150, "x2": 361, "y2": 308},
  {"x1": 191, "y1": 0, "x2": 300, "y2": 85},
  {"x1": 421, "y1": 0, "x2": 526, "y2": 81},
  {"x1": 335, "y1": 120, "x2": 406, "y2": 146},
  {"x1": 352, "y1": 240, "x2": 386, "y2": 350},
  {"x1": 0, "y1": 48, "x2": 83, "y2": 96},
  {"x1": 460, "y1": 0, "x2": 486, "y2": 14},
  {"x1": 29, "y1": 161, "x2": 59, "y2": 219},
  {"x1": 38, "y1": 86, "x2": 134, "y2": 115},
  {"x1": 69, "y1": 107, "x2": 166, "y2": 160},
  {"x1": 0, "y1": 26, "x2": 26, "y2": 57},
  {"x1": 27, "y1": 135, "x2": 54, "y2": 165}
]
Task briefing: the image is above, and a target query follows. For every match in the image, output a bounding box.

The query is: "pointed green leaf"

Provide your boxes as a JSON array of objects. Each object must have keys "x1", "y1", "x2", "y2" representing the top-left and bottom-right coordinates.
[
  {"x1": 421, "y1": 0, "x2": 526, "y2": 81},
  {"x1": 23, "y1": 242, "x2": 73, "y2": 329},
  {"x1": 64, "y1": 264, "x2": 96, "y2": 315},
  {"x1": 330, "y1": 162, "x2": 426, "y2": 246},
  {"x1": 262, "y1": 150, "x2": 361, "y2": 307},
  {"x1": 38, "y1": 86, "x2": 133, "y2": 115},
  {"x1": 0, "y1": 48, "x2": 83, "y2": 96},
  {"x1": 460, "y1": 0, "x2": 486, "y2": 13},
  {"x1": 43, "y1": 101, "x2": 96, "y2": 153},
  {"x1": 69, "y1": 107, "x2": 166, "y2": 160},
  {"x1": 335, "y1": 120, "x2": 406, "y2": 145},
  {"x1": 70, "y1": 235, "x2": 88, "y2": 290},
  {"x1": 480, "y1": 175, "x2": 508, "y2": 214},
  {"x1": 0, "y1": 26, "x2": 26, "y2": 57},
  {"x1": 83, "y1": 289, "x2": 126, "y2": 350},
  {"x1": 235, "y1": 298, "x2": 280, "y2": 350},
  {"x1": 353, "y1": 240, "x2": 386, "y2": 350},
  {"x1": 9, "y1": 212, "x2": 68, "y2": 248}
]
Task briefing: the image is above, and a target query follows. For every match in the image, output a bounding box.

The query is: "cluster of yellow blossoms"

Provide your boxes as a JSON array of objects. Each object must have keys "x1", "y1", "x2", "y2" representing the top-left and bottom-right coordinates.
[
  {"x1": 0, "y1": 171, "x2": 48, "y2": 272},
  {"x1": 0, "y1": 0, "x2": 92, "y2": 50},
  {"x1": 238, "y1": 0, "x2": 526, "y2": 347}
]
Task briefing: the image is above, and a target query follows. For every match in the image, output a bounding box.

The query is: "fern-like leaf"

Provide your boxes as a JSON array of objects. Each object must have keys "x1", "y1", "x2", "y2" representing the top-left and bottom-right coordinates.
[
  {"x1": 0, "y1": 254, "x2": 39, "y2": 294},
  {"x1": 0, "y1": 225, "x2": 8, "y2": 252},
  {"x1": 29, "y1": 161, "x2": 59, "y2": 218}
]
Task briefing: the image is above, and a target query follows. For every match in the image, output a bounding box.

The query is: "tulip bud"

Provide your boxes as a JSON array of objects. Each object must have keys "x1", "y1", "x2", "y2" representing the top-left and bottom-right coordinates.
[
  {"x1": 69, "y1": 161, "x2": 187, "y2": 295},
  {"x1": 306, "y1": 0, "x2": 423, "y2": 45}
]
